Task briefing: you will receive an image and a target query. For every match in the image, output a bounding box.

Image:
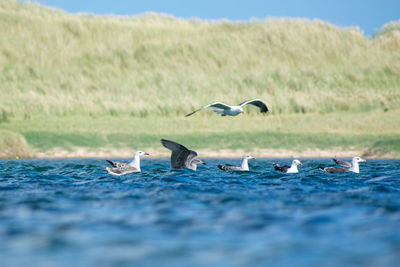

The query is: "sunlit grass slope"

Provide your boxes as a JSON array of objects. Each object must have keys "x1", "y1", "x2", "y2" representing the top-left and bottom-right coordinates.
[
  {"x1": 1, "y1": 0, "x2": 400, "y2": 118},
  {"x1": 0, "y1": 0, "x2": 399, "y2": 157}
]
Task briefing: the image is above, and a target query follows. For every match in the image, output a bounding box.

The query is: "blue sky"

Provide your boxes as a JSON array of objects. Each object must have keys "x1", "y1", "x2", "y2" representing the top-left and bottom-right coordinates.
[{"x1": 28, "y1": 0, "x2": 399, "y2": 35}]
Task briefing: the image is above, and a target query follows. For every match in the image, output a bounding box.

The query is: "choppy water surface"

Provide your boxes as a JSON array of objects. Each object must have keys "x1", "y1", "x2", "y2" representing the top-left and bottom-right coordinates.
[{"x1": 1, "y1": 158, "x2": 400, "y2": 266}]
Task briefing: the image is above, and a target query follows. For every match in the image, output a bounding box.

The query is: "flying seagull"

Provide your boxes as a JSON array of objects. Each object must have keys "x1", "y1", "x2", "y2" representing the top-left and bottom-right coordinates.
[
  {"x1": 161, "y1": 139, "x2": 205, "y2": 170},
  {"x1": 319, "y1": 157, "x2": 366, "y2": 173},
  {"x1": 218, "y1": 155, "x2": 255, "y2": 171},
  {"x1": 104, "y1": 151, "x2": 149, "y2": 176},
  {"x1": 185, "y1": 99, "x2": 268, "y2": 117},
  {"x1": 273, "y1": 159, "x2": 302, "y2": 173}
]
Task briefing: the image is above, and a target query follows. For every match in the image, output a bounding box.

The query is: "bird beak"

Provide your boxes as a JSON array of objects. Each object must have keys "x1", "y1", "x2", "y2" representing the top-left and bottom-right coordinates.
[
  {"x1": 201, "y1": 161, "x2": 206, "y2": 165},
  {"x1": 360, "y1": 158, "x2": 366, "y2": 162},
  {"x1": 144, "y1": 152, "x2": 150, "y2": 156},
  {"x1": 299, "y1": 162, "x2": 303, "y2": 165}
]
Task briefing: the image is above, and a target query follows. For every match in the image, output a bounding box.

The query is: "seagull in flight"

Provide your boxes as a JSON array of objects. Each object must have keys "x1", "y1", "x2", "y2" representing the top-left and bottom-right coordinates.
[
  {"x1": 161, "y1": 139, "x2": 205, "y2": 171},
  {"x1": 185, "y1": 99, "x2": 269, "y2": 117}
]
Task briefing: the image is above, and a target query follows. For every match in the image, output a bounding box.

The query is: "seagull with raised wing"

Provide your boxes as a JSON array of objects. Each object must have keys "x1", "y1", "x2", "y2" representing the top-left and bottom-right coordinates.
[
  {"x1": 319, "y1": 157, "x2": 366, "y2": 173},
  {"x1": 104, "y1": 151, "x2": 150, "y2": 176},
  {"x1": 185, "y1": 99, "x2": 268, "y2": 117},
  {"x1": 218, "y1": 155, "x2": 255, "y2": 171},
  {"x1": 273, "y1": 159, "x2": 302, "y2": 173},
  {"x1": 161, "y1": 139, "x2": 205, "y2": 170}
]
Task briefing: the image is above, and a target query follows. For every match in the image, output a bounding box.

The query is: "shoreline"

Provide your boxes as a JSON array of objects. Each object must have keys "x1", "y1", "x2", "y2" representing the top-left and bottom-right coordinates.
[{"x1": 4, "y1": 147, "x2": 398, "y2": 159}]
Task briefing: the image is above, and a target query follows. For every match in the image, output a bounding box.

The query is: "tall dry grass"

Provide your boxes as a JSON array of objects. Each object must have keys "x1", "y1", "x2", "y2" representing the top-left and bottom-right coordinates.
[
  {"x1": 0, "y1": 0, "x2": 399, "y2": 120},
  {"x1": 0, "y1": 129, "x2": 30, "y2": 158}
]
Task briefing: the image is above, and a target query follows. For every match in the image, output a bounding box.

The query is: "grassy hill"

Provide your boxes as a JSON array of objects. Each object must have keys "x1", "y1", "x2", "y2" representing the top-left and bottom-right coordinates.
[{"x1": 1, "y1": 0, "x2": 400, "y2": 158}]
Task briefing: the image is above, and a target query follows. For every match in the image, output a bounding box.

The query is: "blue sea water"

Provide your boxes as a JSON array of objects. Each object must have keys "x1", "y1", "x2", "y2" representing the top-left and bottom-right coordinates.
[{"x1": 1, "y1": 158, "x2": 400, "y2": 267}]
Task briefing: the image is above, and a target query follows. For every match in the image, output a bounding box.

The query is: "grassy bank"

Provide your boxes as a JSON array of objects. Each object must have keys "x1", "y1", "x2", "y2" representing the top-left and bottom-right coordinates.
[
  {"x1": 0, "y1": 0, "x2": 399, "y2": 157},
  {"x1": 3, "y1": 110, "x2": 400, "y2": 158}
]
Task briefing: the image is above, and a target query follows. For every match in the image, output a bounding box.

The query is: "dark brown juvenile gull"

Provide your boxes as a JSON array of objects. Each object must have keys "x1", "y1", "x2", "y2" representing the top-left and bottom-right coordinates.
[
  {"x1": 161, "y1": 139, "x2": 205, "y2": 171},
  {"x1": 218, "y1": 155, "x2": 254, "y2": 171},
  {"x1": 319, "y1": 157, "x2": 366, "y2": 173},
  {"x1": 104, "y1": 151, "x2": 149, "y2": 176},
  {"x1": 185, "y1": 99, "x2": 268, "y2": 117},
  {"x1": 273, "y1": 159, "x2": 302, "y2": 173}
]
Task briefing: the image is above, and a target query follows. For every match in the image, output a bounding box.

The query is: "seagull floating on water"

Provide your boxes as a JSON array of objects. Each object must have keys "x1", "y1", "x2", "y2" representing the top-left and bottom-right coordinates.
[
  {"x1": 161, "y1": 139, "x2": 205, "y2": 170},
  {"x1": 273, "y1": 159, "x2": 302, "y2": 173},
  {"x1": 218, "y1": 155, "x2": 255, "y2": 171},
  {"x1": 319, "y1": 157, "x2": 366, "y2": 173},
  {"x1": 185, "y1": 99, "x2": 268, "y2": 117},
  {"x1": 104, "y1": 151, "x2": 149, "y2": 176}
]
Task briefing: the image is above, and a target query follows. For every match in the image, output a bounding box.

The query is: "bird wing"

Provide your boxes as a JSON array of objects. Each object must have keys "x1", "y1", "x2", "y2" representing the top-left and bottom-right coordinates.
[
  {"x1": 322, "y1": 167, "x2": 349, "y2": 173},
  {"x1": 238, "y1": 99, "x2": 269, "y2": 113},
  {"x1": 161, "y1": 139, "x2": 196, "y2": 169},
  {"x1": 106, "y1": 160, "x2": 118, "y2": 167},
  {"x1": 110, "y1": 164, "x2": 138, "y2": 174},
  {"x1": 273, "y1": 163, "x2": 290, "y2": 172},
  {"x1": 218, "y1": 165, "x2": 242, "y2": 171},
  {"x1": 106, "y1": 160, "x2": 129, "y2": 168},
  {"x1": 185, "y1": 102, "x2": 232, "y2": 117},
  {"x1": 106, "y1": 160, "x2": 131, "y2": 168},
  {"x1": 332, "y1": 158, "x2": 352, "y2": 167}
]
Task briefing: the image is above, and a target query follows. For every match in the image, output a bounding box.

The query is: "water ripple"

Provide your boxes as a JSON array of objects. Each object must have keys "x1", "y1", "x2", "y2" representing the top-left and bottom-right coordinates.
[{"x1": 0, "y1": 158, "x2": 400, "y2": 266}]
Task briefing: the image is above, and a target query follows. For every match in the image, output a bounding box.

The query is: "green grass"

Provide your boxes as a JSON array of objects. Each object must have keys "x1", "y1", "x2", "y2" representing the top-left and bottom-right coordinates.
[
  {"x1": 2, "y1": 110, "x2": 400, "y2": 157},
  {"x1": 20, "y1": 130, "x2": 400, "y2": 154},
  {"x1": 0, "y1": 0, "x2": 399, "y2": 157},
  {"x1": 1, "y1": 0, "x2": 400, "y2": 119}
]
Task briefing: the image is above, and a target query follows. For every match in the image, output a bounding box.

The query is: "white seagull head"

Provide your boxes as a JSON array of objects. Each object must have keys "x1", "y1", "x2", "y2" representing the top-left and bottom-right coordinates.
[
  {"x1": 135, "y1": 151, "x2": 150, "y2": 157},
  {"x1": 293, "y1": 159, "x2": 303, "y2": 166},
  {"x1": 352, "y1": 157, "x2": 366, "y2": 163}
]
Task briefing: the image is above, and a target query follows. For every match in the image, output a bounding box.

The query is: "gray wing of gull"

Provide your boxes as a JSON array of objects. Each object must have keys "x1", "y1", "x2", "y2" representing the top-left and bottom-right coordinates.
[
  {"x1": 161, "y1": 139, "x2": 197, "y2": 169},
  {"x1": 106, "y1": 160, "x2": 126, "y2": 168},
  {"x1": 239, "y1": 99, "x2": 268, "y2": 113},
  {"x1": 332, "y1": 158, "x2": 352, "y2": 168},
  {"x1": 106, "y1": 160, "x2": 129, "y2": 168},
  {"x1": 218, "y1": 165, "x2": 242, "y2": 171},
  {"x1": 185, "y1": 102, "x2": 232, "y2": 117},
  {"x1": 321, "y1": 167, "x2": 350, "y2": 173},
  {"x1": 107, "y1": 164, "x2": 139, "y2": 175}
]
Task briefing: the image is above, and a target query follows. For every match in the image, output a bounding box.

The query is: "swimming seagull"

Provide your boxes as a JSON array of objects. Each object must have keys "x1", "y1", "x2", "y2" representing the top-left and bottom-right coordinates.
[
  {"x1": 218, "y1": 155, "x2": 255, "y2": 171},
  {"x1": 104, "y1": 151, "x2": 149, "y2": 176},
  {"x1": 185, "y1": 99, "x2": 268, "y2": 117},
  {"x1": 161, "y1": 139, "x2": 205, "y2": 170},
  {"x1": 273, "y1": 159, "x2": 302, "y2": 173},
  {"x1": 319, "y1": 157, "x2": 366, "y2": 173}
]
